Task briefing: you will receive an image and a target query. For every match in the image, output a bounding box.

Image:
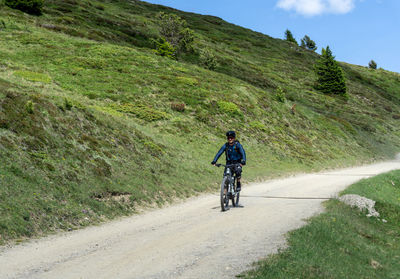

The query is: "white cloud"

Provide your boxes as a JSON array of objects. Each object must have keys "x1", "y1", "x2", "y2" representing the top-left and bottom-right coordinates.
[{"x1": 276, "y1": 0, "x2": 357, "y2": 16}]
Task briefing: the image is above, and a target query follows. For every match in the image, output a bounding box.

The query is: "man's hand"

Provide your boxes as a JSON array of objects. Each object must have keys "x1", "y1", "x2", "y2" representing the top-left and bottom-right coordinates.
[{"x1": 211, "y1": 161, "x2": 216, "y2": 166}]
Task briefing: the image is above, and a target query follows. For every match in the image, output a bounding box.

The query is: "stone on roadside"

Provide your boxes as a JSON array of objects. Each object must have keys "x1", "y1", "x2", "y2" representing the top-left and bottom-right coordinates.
[{"x1": 338, "y1": 194, "x2": 380, "y2": 218}]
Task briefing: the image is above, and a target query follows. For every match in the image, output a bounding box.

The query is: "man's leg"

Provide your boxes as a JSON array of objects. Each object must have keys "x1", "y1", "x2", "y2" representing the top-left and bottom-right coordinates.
[
  {"x1": 236, "y1": 178, "x2": 241, "y2": 191},
  {"x1": 235, "y1": 165, "x2": 242, "y2": 191}
]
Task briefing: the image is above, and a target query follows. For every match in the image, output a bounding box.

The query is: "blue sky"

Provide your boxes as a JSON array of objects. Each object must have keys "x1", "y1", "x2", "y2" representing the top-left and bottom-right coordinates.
[{"x1": 145, "y1": 0, "x2": 400, "y2": 73}]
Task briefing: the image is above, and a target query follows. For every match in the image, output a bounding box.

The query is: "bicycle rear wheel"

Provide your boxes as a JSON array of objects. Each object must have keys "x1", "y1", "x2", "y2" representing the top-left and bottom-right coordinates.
[{"x1": 220, "y1": 176, "x2": 229, "y2": 211}]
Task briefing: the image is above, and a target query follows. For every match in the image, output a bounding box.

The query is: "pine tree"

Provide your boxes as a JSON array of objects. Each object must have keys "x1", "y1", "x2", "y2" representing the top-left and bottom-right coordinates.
[
  {"x1": 368, "y1": 60, "x2": 377, "y2": 69},
  {"x1": 300, "y1": 35, "x2": 317, "y2": 51},
  {"x1": 314, "y1": 46, "x2": 347, "y2": 96},
  {"x1": 284, "y1": 29, "x2": 297, "y2": 45}
]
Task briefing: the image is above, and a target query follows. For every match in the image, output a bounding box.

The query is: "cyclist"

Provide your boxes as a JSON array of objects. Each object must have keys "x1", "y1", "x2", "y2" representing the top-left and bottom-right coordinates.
[{"x1": 211, "y1": 131, "x2": 246, "y2": 191}]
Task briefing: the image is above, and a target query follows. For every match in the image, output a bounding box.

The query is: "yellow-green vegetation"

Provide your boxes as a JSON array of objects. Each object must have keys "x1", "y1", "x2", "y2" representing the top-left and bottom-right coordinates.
[
  {"x1": 243, "y1": 170, "x2": 400, "y2": 279},
  {"x1": 14, "y1": 70, "x2": 52, "y2": 83},
  {"x1": 217, "y1": 101, "x2": 242, "y2": 116},
  {"x1": 0, "y1": 0, "x2": 400, "y2": 244}
]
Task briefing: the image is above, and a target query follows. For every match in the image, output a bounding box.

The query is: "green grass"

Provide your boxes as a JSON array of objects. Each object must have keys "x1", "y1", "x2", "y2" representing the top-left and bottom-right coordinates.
[
  {"x1": 0, "y1": 0, "x2": 400, "y2": 244},
  {"x1": 242, "y1": 170, "x2": 400, "y2": 279}
]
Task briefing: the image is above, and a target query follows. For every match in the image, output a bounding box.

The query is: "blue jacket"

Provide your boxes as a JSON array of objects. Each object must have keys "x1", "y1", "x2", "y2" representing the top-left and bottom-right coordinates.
[{"x1": 213, "y1": 141, "x2": 246, "y2": 164}]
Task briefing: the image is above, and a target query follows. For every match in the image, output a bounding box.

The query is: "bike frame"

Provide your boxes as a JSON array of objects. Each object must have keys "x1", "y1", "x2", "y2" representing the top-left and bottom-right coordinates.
[{"x1": 216, "y1": 163, "x2": 239, "y2": 197}]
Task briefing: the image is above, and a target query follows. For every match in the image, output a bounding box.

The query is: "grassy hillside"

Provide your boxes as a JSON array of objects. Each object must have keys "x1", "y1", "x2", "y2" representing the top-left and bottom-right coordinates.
[{"x1": 0, "y1": 0, "x2": 400, "y2": 244}]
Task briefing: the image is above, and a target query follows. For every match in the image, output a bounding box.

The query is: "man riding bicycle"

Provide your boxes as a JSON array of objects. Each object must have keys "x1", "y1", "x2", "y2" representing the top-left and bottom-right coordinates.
[{"x1": 211, "y1": 131, "x2": 246, "y2": 191}]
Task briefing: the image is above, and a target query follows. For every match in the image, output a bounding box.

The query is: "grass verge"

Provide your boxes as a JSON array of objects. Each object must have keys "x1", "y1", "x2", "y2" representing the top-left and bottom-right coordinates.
[{"x1": 242, "y1": 170, "x2": 400, "y2": 279}]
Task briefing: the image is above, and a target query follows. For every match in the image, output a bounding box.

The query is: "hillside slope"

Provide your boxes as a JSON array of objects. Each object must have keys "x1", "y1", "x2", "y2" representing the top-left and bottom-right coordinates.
[{"x1": 0, "y1": 0, "x2": 399, "y2": 243}]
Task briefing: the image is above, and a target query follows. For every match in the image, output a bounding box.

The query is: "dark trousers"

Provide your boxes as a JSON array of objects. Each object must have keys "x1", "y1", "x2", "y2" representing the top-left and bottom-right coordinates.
[{"x1": 224, "y1": 164, "x2": 242, "y2": 179}]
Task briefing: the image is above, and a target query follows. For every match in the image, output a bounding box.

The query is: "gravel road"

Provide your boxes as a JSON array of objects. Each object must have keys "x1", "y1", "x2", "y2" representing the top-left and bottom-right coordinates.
[{"x1": 1, "y1": 160, "x2": 399, "y2": 279}]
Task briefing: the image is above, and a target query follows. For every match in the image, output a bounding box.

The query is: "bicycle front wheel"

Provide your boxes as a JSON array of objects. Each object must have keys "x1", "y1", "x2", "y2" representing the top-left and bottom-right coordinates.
[
  {"x1": 235, "y1": 190, "x2": 240, "y2": 206},
  {"x1": 220, "y1": 176, "x2": 229, "y2": 211}
]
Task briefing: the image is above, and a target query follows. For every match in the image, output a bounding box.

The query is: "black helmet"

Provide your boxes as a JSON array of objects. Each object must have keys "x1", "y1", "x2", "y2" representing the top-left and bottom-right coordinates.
[{"x1": 226, "y1": 131, "x2": 236, "y2": 138}]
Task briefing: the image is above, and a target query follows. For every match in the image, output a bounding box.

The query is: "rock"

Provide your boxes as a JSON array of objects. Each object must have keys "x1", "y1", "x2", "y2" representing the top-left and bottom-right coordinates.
[
  {"x1": 370, "y1": 259, "x2": 382, "y2": 269},
  {"x1": 338, "y1": 194, "x2": 380, "y2": 217}
]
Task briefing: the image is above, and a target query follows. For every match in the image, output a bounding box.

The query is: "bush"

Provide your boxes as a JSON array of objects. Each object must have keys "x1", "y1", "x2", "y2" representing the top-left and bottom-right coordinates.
[
  {"x1": 5, "y1": 0, "x2": 44, "y2": 15},
  {"x1": 157, "y1": 12, "x2": 195, "y2": 54},
  {"x1": 276, "y1": 87, "x2": 286, "y2": 103},
  {"x1": 0, "y1": 119, "x2": 9, "y2": 129},
  {"x1": 171, "y1": 103, "x2": 185, "y2": 112},
  {"x1": 25, "y1": 100, "x2": 34, "y2": 114},
  {"x1": 64, "y1": 98, "x2": 73, "y2": 110},
  {"x1": 200, "y1": 48, "x2": 218, "y2": 70},
  {"x1": 368, "y1": 60, "x2": 377, "y2": 69},
  {"x1": 178, "y1": 27, "x2": 195, "y2": 53},
  {"x1": 0, "y1": 20, "x2": 6, "y2": 30},
  {"x1": 217, "y1": 101, "x2": 242, "y2": 116},
  {"x1": 152, "y1": 38, "x2": 176, "y2": 59},
  {"x1": 314, "y1": 46, "x2": 347, "y2": 96}
]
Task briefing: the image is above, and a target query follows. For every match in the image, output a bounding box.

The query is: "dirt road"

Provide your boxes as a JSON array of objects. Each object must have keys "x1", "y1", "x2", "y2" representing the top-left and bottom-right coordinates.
[{"x1": 1, "y1": 160, "x2": 400, "y2": 279}]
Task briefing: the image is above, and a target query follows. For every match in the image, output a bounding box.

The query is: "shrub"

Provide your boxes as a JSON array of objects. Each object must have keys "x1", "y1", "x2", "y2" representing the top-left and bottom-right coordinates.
[
  {"x1": 217, "y1": 101, "x2": 242, "y2": 116},
  {"x1": 314, "y1": 46, "x2": 347, "y2": 96},
  {"x1": 157, "y1": 12, "x2": 195, "y2": 54},
  {"x1": 276, "y1": 87, "x2": 286, "y2": 103},
  {"x1": 171, "y1": 103, "x2": 185, "y2": 112},
  {"x1": 176, "y1": 76, "x2": 198, "y2": 86},
  {"x1": 178, "y1": 27, "x2": 195, "y2": 53},
  {"x1": 199, "y1": 48, "x2": 218, "y2": 70},
  {"x1": 368, "y1": 60, "x2": 377, "y2": 69},
  {"x1": 284, "y1": 29, "x2": 297, "y2": 45},
  {"x1": 64, "y1": 98, "x2": 73, "y2": 110},
  {"x1": 143, "y1": 140, "x2": 164, "y2": 157},
  {"x1": 0, "y1": 119, "x2": 9, "y2": 129},
  {"x1": 152, "y1": 38, "x2": 176, "y2": 59},
  {"x1": 300, "y1": 35, "x2": 317, "y2": 51},
  {"x1": 25, "y1": 100, "x2": 34, "y2": 114},
  {"x1": 5, "y1": 0, "x2": 44, "y2": 15}
]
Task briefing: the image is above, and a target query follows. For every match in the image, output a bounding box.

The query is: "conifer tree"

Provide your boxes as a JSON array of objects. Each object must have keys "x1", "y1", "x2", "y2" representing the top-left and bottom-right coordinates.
[
  {"x1": 284, "y1": 29, "x2": 297, "y2": 45},
  {"x1": 300, "y1": 35, "x2": 317, "y2": 51},
  {"x1": 368, "y1": 60, "x2": 377, "y2": 69},
  {"x1": 314, "y1": 46, "x2": 347, "y2": 96}
]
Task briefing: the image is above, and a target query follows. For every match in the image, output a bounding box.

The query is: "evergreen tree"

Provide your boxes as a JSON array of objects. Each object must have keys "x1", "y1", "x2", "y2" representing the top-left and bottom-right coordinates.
[
  {"x1": 300, "y1": 35, "x2": 317, "y2": 51},
  {"x1": 314, "y1": 46, "x2": 347, "y2": 96},
  {"x1": 368, "y1": 60, "x2": 377, "y2": 69},
  {"x1": 284, "y1": 29, "x2": 297, "y2": 45}
]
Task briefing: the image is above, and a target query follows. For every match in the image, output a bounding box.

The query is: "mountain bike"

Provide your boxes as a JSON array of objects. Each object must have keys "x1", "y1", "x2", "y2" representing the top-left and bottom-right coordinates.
[{"x1": 215, "y1": 163, "x2": 240, "y2": 211}]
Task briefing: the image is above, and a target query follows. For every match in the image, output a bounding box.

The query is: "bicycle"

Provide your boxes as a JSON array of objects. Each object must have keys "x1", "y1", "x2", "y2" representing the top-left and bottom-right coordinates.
[{"x1": 215, "y1": 163, "x2": 240, "y2": 211}]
